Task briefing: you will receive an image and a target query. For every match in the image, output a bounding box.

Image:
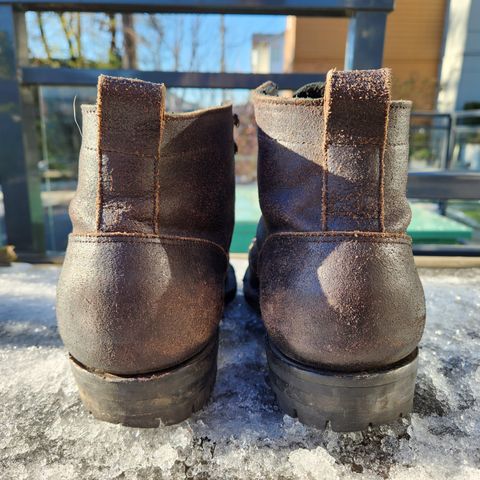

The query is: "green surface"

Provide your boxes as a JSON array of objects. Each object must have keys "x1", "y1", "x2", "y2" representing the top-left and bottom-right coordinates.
[
  {"x1": 231, "y1": 184, "x2": 262, "y2": 253},
  {"x1": 231, "y1": 184, "x2": 473, "y2": 253},
  {"x1": 408, "y1": 203, "x2": 473, "y2": 244}
]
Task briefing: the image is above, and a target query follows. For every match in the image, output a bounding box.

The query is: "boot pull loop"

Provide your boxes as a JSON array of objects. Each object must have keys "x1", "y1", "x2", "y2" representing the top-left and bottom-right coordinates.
[
  {"x1": 96, "y1": 75, "x2": 166, "y2": 235},
  {"x1": 322, "y1": 68, "x2": 391, "y2": 232}
]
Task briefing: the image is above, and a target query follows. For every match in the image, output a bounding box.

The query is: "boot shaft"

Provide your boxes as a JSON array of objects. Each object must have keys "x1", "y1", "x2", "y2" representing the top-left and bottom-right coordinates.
[
  {"x1": 70, "y1": 75, "x2": 235, "y2": 251},
  {"x1": 253, "y1": 68, "x2": 411, "y2": 235}
]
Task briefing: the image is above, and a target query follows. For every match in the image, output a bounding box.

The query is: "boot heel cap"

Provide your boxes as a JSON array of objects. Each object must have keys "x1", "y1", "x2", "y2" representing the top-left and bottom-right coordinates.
[
  {"x1": 266, "y1": 338, "x2": 418, "y2": 432},
  {"x1": 70, "y1": 335, "x2": 218, "y2": 428}
]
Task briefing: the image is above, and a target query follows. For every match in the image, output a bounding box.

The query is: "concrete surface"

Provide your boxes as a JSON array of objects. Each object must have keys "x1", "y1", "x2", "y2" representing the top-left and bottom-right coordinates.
[{"x1": 0, "y1": 260, "x2": 479, "y2": 479}]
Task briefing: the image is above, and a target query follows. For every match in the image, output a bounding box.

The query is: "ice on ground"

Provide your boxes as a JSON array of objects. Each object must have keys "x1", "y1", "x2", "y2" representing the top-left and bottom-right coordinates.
[{"x1": 0, "y1": 260, "x2": 479, "y2": 479}]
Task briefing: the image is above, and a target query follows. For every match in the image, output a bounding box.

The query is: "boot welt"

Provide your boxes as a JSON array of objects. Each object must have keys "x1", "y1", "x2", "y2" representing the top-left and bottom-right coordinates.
[
  {"x1": 69, "y1": 333, "x2": 218, "y2": 428},
  {"x1": 266, "y1": 337, "x2": 418, "y2": 432}
]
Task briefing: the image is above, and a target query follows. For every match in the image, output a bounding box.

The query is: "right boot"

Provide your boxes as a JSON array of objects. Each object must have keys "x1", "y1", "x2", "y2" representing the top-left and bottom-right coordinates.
[
  {"x1": 245, "y1": 69, "x2": 426, "y2": 432},
  {"x1": 56, "y1": 76, "x2": 235, "y2": 427}
]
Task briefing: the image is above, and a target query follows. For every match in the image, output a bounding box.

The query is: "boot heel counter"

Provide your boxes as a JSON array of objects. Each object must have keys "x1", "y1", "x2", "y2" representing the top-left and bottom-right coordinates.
[
  {"x1": 57, "y1": 235, "x2": 227, "y2": 374},
  {"x1": 259, "y1": 233, "x2": 426, "y2": 371}
]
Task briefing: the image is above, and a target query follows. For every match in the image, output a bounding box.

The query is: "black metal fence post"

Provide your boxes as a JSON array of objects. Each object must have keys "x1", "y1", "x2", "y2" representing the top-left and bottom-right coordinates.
[
  {"x1": 345, "y1": 11, "x2": 388, "y2": 70},
  {"x1": 0, "y1": 5, "x2": 45, "y2": 254},
  {"x1": 4, "y1": 0, "x2": 480, "y2": 257}
]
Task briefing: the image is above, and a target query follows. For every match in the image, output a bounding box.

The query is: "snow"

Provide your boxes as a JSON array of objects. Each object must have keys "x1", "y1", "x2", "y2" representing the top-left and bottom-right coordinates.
[{"x1": 0, "y1": 260, "x2": 479, "y2": 479}]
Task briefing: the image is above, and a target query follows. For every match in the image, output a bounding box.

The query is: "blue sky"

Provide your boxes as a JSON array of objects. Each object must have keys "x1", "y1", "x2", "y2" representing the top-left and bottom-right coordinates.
[{"x1": 26, "y1": 13, "x2": 286, "y2": 74}]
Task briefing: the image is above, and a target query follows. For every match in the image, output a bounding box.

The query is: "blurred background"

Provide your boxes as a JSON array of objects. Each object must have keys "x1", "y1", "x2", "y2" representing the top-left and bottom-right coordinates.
[{"x1": 1, "y1": 0, "x2": 480, "y2": 256}]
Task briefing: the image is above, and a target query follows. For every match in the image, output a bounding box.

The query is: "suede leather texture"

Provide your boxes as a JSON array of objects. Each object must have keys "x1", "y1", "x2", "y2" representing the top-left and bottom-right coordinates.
[
  {"x1": 250, "y1": 69, "x2": 426, "y2": 372},
  {"x1": 57, "y1": 235, "x2": 227, "y2": 375},
  {"x1": 253, "y1": 82, "x2": 411, "y2": 235},
  {"x1": 97, "y1": 75, "x2": 166, "y2": 234},
  {"x1": 259, "y1": 233, "x2": 425, "y2": 370},
  {"x1": 58, "y1": 76, "x2": 234, "y2": 374}
]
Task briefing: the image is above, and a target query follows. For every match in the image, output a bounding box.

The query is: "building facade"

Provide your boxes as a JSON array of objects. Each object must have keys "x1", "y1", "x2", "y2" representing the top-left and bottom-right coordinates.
[{"x1": 283, "y1": 0, "x2": 480, "y2": 112}]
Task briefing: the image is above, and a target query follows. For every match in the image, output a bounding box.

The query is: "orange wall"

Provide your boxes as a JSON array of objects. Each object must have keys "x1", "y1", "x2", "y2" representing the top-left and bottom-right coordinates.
[{"x1": 284, "y1": 0, "x2": 447, "y2": 109}]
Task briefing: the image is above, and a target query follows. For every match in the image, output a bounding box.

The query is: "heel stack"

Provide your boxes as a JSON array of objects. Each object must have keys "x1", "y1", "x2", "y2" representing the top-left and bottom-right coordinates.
[
  {"x1": 266, "y1": 338, "x2": 418, "y2": 432},
  {"x1": 70, "y1": 335, "x2": 218, "y2": 428}
]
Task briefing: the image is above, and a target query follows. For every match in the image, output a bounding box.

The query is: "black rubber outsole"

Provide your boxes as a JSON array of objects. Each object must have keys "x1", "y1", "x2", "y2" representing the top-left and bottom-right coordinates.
[
  {"x1": 266, "y1": 338, "x2": 418, "y2": 432},
  {"x1": 70, "y1": 334, "x2": 218, "y2": 428}
]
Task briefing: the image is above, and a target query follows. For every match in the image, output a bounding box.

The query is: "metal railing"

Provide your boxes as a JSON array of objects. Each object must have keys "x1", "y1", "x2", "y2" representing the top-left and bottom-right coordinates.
[
  {"x1": 0, "y1": 0, "x2": 479, "y2": 257},
  {"x1": 408, "y1": 110, "x2": 480, "y2": 202},
  {"x1": 1, "y1": 0, "x2": 394, "y2": 256}
]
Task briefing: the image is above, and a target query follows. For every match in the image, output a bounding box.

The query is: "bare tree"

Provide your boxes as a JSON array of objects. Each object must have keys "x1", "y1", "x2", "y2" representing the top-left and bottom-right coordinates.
[
  {"x1": 220, "y1": 15, "x2": 226, "y2": 102},
  {"x1": 172, "y1": 17, "x2": 184, "y2": 71},
  {"x1": 75, "y1": 13, "x2": 82, "y2": 61},
  {"x1": 189, "y1": 15, "x2": 201, "y2": 71},
  {"x1": 121, "y1": 14, "x2": 137, "y2": 69},
  {"x1": 220, "y1": 14, "x2": 226, "y2": 73},
  {"x1": 36, "y1": 12, "x2": 52, "y2": 61},
  {"x1": 57, "y1": 13, "x2": 76, "y2": 60},
  {"x1": 107, "y1": 13, "x2": 121, "y2": 66},
  {"x1": 148, "y1": 15, "x2": 165, "y2": 69}
]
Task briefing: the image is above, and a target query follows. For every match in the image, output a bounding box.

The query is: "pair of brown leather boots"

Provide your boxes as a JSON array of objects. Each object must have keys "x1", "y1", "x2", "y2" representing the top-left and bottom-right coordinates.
[{"x1": 57, "y1": 68, "x2": 426, "y2": 432}]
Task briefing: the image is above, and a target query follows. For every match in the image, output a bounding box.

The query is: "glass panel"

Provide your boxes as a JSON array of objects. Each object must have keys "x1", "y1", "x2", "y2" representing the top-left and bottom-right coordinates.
[
  {"x1": 408, "y1": 200, "x2": 475, "y2": 245},
  {"x1": 39, "y1": 86, "x2": 96, "y2": 253},
  {"x1": 445, "y1": 201, "x2": 480, "y2": 243},
  {"x1": 409, "y1": 114, "x2": 450, "y2": 171},
  {"x1": 37, "y1": 86, "x2": 260, "y2": 253},
  {"x1": 408, "y1": 112, "x2": 480, "y2": 248},
  {"x1": 22, "y1": 8, "x2": 479, "y2": 253},
  {"x1": 0, "y1": 186, "x2": 7, "y2": 246},
  {"x1": 35, "y1": 84, "x2": 480, "y2": 253},
  {"x1": 450, "y1": 117, "x2": 480, "y2": 172}
]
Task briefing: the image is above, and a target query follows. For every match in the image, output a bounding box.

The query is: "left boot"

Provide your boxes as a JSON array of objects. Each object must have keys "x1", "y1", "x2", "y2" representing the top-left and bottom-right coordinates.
[
  {"x1": 57, "y1": 76, "x2": 236, "y2": 427},
  {"x1": 245, "y1": 68, "x2": 426, "y2": 431}
]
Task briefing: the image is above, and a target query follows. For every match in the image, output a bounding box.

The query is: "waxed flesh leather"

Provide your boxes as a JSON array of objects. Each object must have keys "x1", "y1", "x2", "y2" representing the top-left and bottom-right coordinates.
[
  {"x1": 57, "y1": 235, "x2": 227, "y2": 374},
  {"x1": 259, "y1": 232, "x2": 425, "y2": 370}
]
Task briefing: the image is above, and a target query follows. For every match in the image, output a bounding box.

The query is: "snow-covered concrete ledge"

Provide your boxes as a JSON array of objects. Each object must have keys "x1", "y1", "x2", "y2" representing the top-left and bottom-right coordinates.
[{"x1": 0, "y1": 260, "x2": 479, "y2": 479}]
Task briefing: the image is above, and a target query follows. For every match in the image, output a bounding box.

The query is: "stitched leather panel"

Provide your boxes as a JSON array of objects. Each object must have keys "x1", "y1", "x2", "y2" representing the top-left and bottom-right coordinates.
[
  {"x1": 323, "y1": 69, "x2": 390, "y2": 231},
  {"x1": 158, "y1": 118, "x2": 235, "y2": 249},
  {"x1": 325, "y1": 144, "x2": 380, "y2": 231},
  {"x1": 68, "y1": 142, "x2": 98, "y2": 233},
  {"x1": 73, "y1": 102, "x2": 234, "y2": 250},
  {"x1": 323, "y1": 69, "x2": 390, "y2": 145},
  {"x1": 253, "y1": 84, "x2": 412, "y2": 235},
  {"x1": 257, "y1": 129, "x2": 324, "y2": 231},
  {"x1": 383, "y1": 105, "x2": 412, "y2": 232}
]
